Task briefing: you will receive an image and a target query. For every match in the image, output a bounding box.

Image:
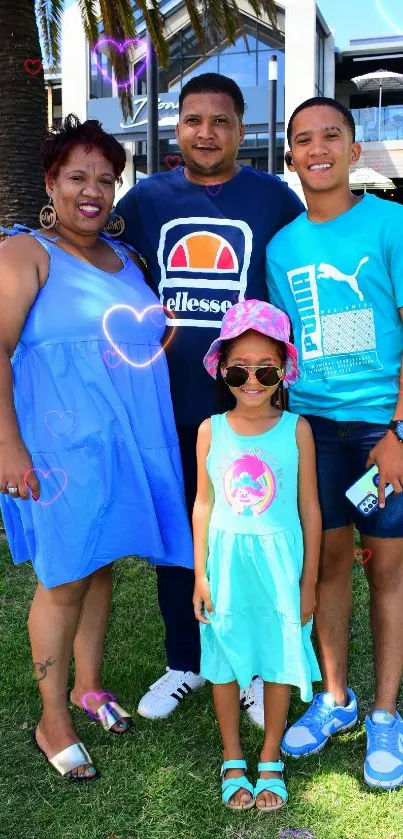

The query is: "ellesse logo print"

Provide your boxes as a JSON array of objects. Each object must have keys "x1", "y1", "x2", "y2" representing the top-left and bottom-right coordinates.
[{"x1": 157, "y1": 217, "x2": 253, "y2": 327}]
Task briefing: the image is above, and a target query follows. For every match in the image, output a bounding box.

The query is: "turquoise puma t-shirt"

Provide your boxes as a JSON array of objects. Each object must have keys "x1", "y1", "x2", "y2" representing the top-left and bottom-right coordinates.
[{"x1": 266, "y1": 194, "x2": 403, "y2": 424}]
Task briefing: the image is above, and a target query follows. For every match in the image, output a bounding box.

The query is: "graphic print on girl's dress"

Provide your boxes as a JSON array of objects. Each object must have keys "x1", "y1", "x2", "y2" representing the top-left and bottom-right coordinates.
[{"x1": 223, "y1": 454, "x2": 276, "y2": 516}]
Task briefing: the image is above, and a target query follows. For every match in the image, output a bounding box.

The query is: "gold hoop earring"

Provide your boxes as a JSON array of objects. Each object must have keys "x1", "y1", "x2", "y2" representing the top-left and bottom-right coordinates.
[
  {"x1": 103, "y1": 210, "x2": 125, "y2": 238},
  {"x1": 39, "y1": 198, "x2": 57, "y2": 229}
]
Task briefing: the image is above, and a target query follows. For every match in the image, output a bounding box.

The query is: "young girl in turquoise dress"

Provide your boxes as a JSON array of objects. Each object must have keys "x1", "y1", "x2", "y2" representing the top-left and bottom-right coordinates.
[{"x1": 193, "y1": 299, "x2": 322, "y2": 813}]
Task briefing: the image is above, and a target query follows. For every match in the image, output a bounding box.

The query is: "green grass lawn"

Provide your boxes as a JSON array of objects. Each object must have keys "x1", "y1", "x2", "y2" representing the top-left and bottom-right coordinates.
[{"x1": 1, "y1": 539, "x2": 403, "y2": 839}]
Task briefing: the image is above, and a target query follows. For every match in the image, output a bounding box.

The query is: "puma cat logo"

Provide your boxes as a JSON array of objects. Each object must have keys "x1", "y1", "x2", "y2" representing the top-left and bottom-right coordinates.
[{"x1": 317, "y1": 257, "x2": 368, "y2": 302}]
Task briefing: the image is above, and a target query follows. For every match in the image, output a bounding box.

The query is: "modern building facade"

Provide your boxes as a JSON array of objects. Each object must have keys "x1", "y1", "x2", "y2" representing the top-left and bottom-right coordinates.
[
  {"x1": 61, "y1": 0, "x2": 334, "y2": 195},
  {"x1": 335, "y1": 35, "x2": 403, "y2": 201}
]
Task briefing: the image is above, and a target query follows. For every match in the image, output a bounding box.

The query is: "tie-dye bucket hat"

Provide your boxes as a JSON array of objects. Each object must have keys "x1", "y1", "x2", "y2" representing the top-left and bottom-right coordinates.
[{"x1": 203, "y1": 299, "x2": 299, "y2": 387}]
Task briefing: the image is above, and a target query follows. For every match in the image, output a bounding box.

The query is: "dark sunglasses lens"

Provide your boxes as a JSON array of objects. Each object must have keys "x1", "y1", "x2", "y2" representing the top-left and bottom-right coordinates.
[
  {"x1": 255, "y1": 367, "x2": 281, "y2": 386},
  {"x1": 223, "y1": 366, "x2": 249, "y2": 387}
]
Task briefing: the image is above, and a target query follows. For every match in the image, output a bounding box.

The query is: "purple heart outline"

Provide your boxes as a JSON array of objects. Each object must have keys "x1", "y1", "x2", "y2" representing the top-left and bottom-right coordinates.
[
  {"x1": 82, "y1": 690, "x2": 117, "y2": 720},
  {"x1": 280, "y1": 831, "x2": 314, "y2": 839},
  {"x1": 91, "y1": 38, "x2": 148, "y2": 89}
]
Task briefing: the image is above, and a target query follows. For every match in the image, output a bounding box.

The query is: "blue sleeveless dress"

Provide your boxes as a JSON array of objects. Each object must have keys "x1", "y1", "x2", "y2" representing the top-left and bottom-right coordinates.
[
  {"x1": 200, "y1": 411, "x2": 321, "y2": 702},
  {"x1": 0, "y1": 229, "x2": 193, "y2": 588}
]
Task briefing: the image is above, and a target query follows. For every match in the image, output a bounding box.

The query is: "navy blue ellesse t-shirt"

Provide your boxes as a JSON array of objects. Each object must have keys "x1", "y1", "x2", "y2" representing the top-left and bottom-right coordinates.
[{"x1": 116, "y1": 166, "x2": 304, "y2": 426}]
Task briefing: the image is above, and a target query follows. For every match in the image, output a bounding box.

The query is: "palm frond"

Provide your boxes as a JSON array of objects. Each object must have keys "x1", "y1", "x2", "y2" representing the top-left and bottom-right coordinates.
[
  {"x1": 36, "y1": 0, "x2": 279, "y2": 125},
  {"x1": 35, "y1": 0, "x2": 64, "y2": 68},
  {"x1": 199, "y1": 0, "x2": 279, "y2": 48}
]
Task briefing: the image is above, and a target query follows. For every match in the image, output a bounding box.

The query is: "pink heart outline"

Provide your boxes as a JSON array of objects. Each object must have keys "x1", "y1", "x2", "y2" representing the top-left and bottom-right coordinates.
[
  {"x1": 205, "y1": 183, "x2": 222, "y2": 197},
  {"x1": 103, "y1": 348, "x2": 124, "y2": 369},
  {"x1": 91, "y1": 38, "x2": 148, "y2": 90},
  {"x1": 24, "y1": 467, "x2": 67, "y2": 506},
  {"x1": 164, "y1": 155, "x2": 183, "y2": 170},
  {"x1": 23, "y1": 58, "x2": 43, "y2": 76},
  {"x1": 44, "y1": 410, "x2": 78, "y2": 439},
  {"x1": 81, "y1": 690, "x2": 117, "y2": 721},
  {"x1": 102, "y1": 304, "x2": 176, "y2": 369}
]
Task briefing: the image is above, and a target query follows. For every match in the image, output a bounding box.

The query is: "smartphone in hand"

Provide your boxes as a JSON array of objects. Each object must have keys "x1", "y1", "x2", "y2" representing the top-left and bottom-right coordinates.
[{"x1": 345, "y1": 465, "x2": 393, "y2": 516}]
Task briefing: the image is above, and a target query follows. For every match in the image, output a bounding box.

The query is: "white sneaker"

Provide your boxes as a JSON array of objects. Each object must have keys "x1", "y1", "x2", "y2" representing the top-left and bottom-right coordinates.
[
  {"x1": 240, "y1": 676, "x2": 264, "y2": 728},
  {"x1": 137, "y1": 668, "x2": 206, "y2": 719}
]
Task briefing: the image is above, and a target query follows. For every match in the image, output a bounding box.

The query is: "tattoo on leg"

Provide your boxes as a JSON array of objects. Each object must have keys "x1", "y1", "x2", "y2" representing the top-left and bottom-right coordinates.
[{"x1": 33, "y1": 656, "x2": 56, "y2": 681}]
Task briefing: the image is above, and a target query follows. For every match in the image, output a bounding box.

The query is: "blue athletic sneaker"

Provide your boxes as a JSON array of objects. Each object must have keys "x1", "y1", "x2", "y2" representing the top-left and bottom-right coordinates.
[
  {"x1": 281, "y1": 689, "x2": 358, "y2": 758},
  {"x1": 364, "y1": 710, "x2": 403, "y2": 789}
]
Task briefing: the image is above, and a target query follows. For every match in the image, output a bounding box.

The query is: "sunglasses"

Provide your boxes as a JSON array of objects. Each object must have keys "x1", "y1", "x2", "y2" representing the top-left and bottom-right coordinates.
[{"x1": 222, "y1": 365, "x2": 284, "y2": 388}]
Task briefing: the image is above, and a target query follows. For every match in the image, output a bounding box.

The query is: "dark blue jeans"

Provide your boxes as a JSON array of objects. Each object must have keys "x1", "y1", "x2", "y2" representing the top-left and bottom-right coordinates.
[
  {"x1": 305, "y1": 415, "x2": 403, "y2": 537},
  {"x1": 156, "y1": 424, "x2": 201, "y2": 673}
]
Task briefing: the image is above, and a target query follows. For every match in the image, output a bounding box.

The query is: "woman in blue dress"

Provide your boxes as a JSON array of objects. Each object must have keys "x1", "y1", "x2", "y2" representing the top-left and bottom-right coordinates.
[{"x1": 0, "y1": 115, "x2": 193, "y2": 781}]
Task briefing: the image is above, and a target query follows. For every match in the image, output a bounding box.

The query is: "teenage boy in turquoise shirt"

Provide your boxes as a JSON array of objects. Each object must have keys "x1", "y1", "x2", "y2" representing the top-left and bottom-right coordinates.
[{"x1": 266, "y1": 96, "x2": 403, "y2": 790}]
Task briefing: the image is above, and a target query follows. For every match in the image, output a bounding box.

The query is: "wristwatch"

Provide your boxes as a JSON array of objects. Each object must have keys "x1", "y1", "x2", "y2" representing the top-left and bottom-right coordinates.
[{"x1": 388, "y1": 419, "x2": 403, "y2": 442}]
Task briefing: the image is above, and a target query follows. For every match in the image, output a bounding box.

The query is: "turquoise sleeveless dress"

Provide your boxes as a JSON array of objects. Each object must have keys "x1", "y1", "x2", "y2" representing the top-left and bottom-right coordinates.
[
  {"x1": 200, "y1": 411, "x2": 321, "y2": 702},
  {"x1": 0, "y1": 228, "x2": 193, "y2": 588}
]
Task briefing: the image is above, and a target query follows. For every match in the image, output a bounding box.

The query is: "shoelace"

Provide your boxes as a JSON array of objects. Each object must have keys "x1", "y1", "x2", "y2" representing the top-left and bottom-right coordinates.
[
  {"x1": 299, "y1": 695, "x2": 334, "y2": 730},
  {"x1": 369, "y1": 721, "x2": 397, "y2": 751},
  {"x1": 149, "y1": 669, "x2": 188, "y2": 697}
]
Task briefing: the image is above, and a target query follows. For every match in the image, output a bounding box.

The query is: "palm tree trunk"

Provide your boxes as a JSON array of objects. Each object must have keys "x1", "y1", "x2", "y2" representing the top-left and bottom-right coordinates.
[{"x1": 0, "y1": 0, "x2": 47, "y2": 232}]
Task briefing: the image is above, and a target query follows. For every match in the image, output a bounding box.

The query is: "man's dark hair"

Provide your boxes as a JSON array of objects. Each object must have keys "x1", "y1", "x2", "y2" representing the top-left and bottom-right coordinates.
[
  {"x1": 178, "y1": 73, "x2": 245, "y2": 120},
  {"x1": 287, "y1": 96, "x2": 356, "y2": 145}
]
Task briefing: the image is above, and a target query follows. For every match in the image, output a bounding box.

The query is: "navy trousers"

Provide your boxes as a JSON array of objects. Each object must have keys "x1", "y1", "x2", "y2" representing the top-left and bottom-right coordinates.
[{"x1": 155, "y1": 424, "x2": 201, "y2": 673}]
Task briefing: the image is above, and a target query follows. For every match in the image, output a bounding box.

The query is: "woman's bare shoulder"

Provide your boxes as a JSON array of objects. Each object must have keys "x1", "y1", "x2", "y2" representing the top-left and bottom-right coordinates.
[{"x1": 0, "y1": 231, "x2": 47, "y2": 262}]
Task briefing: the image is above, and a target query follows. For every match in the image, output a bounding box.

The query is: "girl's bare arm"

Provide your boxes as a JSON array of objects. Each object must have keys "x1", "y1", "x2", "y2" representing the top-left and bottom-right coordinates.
[
  {"x1": 296, "y1": 417, "x2": 322, "y2": 621},
  {"x1": 192, "y1": 419, "x2": 215, "y2": 623}
]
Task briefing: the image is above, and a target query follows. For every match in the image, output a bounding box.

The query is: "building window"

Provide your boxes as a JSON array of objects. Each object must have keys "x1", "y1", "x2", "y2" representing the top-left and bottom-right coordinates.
[
  {"x1": 134, "y1": 21, "x2": 285, "y2": 121},
  {"x1": 89, "y1": 44, "x2": 113, "y2": 99}
]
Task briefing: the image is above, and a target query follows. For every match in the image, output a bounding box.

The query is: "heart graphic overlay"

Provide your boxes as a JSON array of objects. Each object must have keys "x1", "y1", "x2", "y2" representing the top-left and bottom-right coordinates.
[
  {"x1": 375, "y1": 0, "x2": 403, "y2": 35},
  {"x1": 82, "y1": 690, "x2": 117, "y2": 722},
  {"x1": 103, "y1": 348, "x2": 124, "y2": 369},
  {"x1": 205, "y1": 183, "x2": 223, "y2": 197},
  {"x1": 24, "y1": 58, "x2": 43, "y2": 76},
  {"x1": 45, "y1": 410, "x2": 77, "y2": 439},
  {"x1": 102, "y1": 304, "x2": 176, "y2": 369},
  {"x1": 92, "y1": 38, "x2": 147, "y2": 90},
  {"x1": 164, "y1": 154, "x2": 183, "y2": 170},
  {"x1": 24, "y1": 468, "x2": 68, "y2": 506},
  {"x1": 354, "y1": 548, "x2": 372, "y2": 566},
  {"x1": 280, "y1": 831, "x2": 314, "y2": 839}
]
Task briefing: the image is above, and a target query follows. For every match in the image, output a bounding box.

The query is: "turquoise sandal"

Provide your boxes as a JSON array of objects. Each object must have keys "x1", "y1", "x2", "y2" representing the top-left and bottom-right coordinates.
[
  {"x1": 254, "y1": 760, "x2": 288, "y2": 813},
  {"x1": 221, "y1": 759, "x2": 255, "y2": 810}
]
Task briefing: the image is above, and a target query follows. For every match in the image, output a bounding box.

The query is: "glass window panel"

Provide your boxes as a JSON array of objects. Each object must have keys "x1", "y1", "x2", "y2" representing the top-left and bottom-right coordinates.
[
  {"x1": 169, "y1": 54, "x2": 219, "y2": 91},
  {"x1": 243, "y1": 133, "x2": 258, "y2": 147},
  {"x1": 219, "y1": 51, "x2": 256, "y2": 87},
  {"x1": 220, "y1": 33, "x2": 258, "y2": 54}
]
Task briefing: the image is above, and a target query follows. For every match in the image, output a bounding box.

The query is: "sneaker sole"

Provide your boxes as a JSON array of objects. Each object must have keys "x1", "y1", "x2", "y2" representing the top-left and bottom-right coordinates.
[
  {"x1": 137, "y1": 704, "x2": 178, "y2": 720},
  {"x1": 364, "y1": 768, "x2": 403, "y2": 790},
  {"x1": 281, "y1": 715, "x2": 358, "y2": 759}
]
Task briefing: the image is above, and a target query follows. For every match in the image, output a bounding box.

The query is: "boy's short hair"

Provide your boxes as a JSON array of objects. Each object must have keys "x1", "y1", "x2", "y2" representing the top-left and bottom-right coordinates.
[
  {"x1": 178, "y1": 73, "x2": 245, "y2": 120},
  {"x1": 287, "y1": 96, "x2": 356, "y2": 145}
]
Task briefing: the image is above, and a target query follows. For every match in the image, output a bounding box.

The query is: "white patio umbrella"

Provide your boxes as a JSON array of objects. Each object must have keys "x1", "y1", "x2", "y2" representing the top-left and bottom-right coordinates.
[
  {"x1": 349, "y1": 166, "x2": 395, "y2": 192},
  {"x1": 351, "y1": 69, "x2": 403, "y2": 140}
]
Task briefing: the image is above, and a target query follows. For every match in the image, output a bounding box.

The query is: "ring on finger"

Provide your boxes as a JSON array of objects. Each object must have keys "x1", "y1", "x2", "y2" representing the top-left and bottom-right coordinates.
[{"x1": 7, "y1": 485, "x2": 19, "y2": 496}]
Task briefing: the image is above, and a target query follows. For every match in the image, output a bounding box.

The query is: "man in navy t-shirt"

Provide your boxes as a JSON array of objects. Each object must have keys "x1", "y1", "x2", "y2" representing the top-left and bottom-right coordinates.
[{"x1": 116, "y1": 72, "x2": 304, "y2": 722}]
